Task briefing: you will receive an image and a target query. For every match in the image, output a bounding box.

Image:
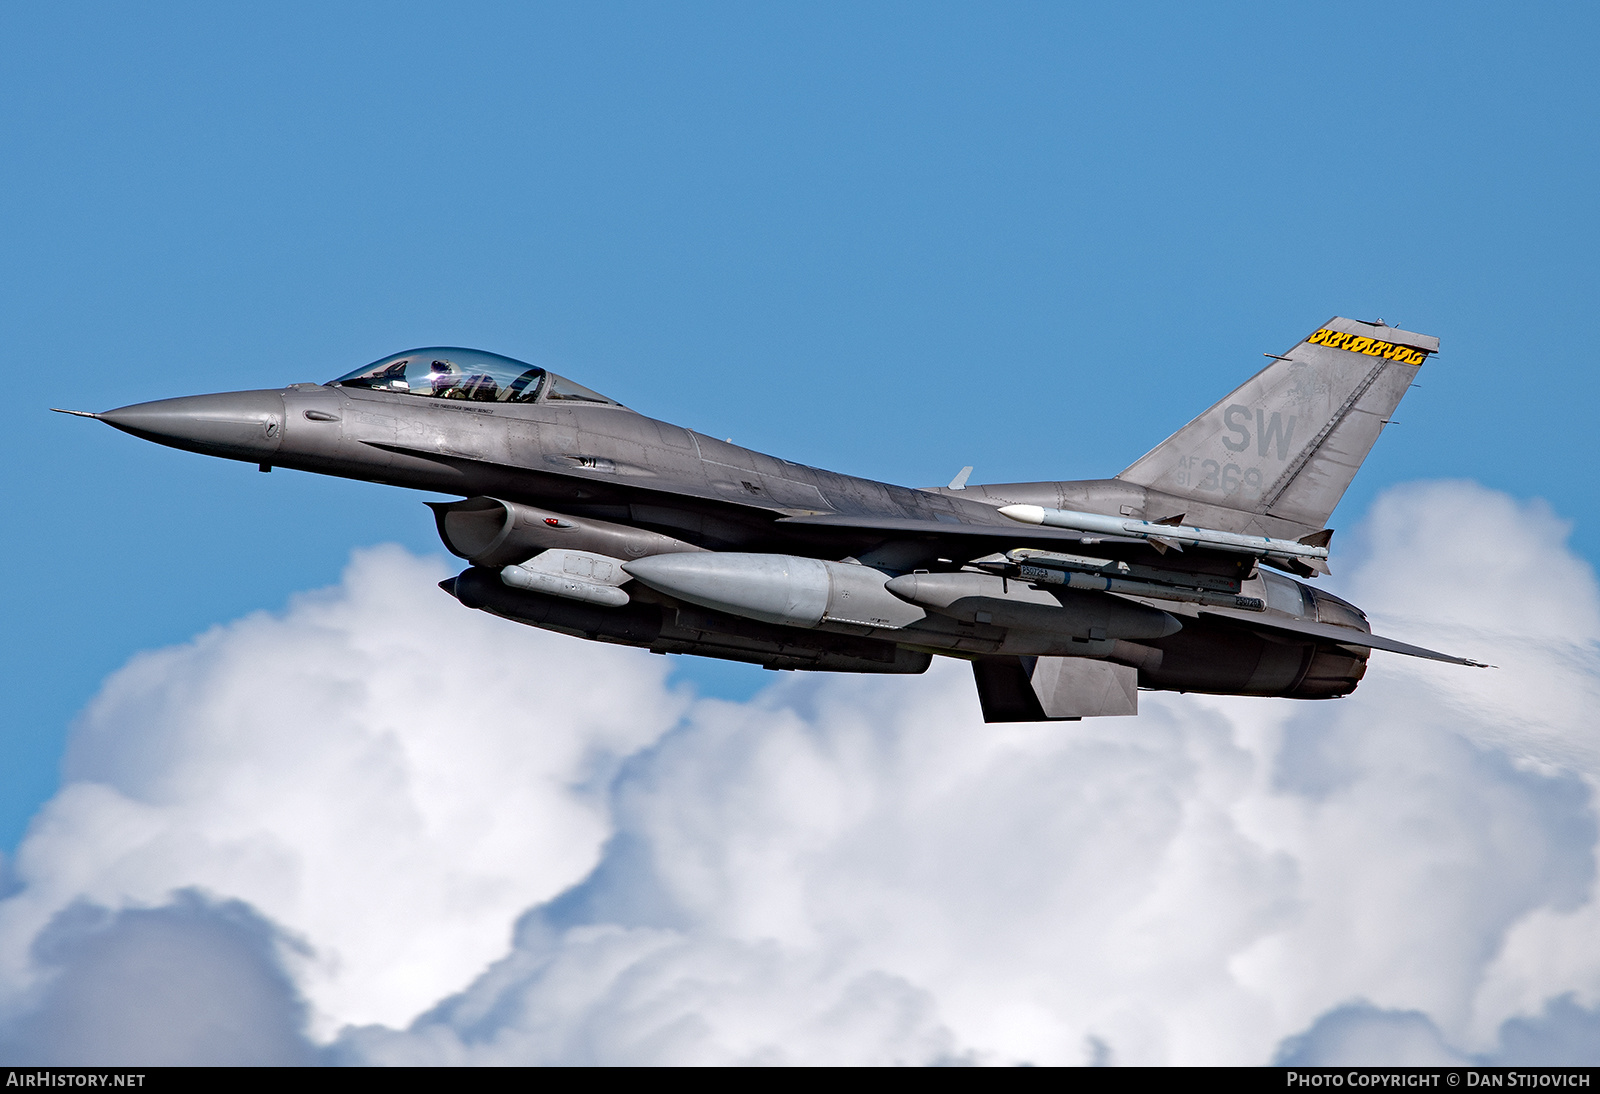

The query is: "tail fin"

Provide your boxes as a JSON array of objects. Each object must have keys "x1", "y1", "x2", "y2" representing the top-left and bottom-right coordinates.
[{"x1": 1117, "y1": 317, "x2": 1438, "y2": 530}]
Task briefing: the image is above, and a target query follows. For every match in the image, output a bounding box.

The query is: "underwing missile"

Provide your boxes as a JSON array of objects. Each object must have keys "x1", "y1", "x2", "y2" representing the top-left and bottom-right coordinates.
[
  {"x1": 1020, "y1": 566, "x2": 1265, "y2": 611},
  {"x1": 883, "y1": 571, "x2": 1182, "y2": 641},
  {"x1": 970, "y1": 549, "x2": 1266, "y2": 611},
  {"x1": 996, "y1": 504, "x2": 1331, "y2": 565}
]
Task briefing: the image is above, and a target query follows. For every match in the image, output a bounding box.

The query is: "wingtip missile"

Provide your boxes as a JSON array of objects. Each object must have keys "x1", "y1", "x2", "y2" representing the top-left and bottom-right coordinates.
[
  {"x1": 997, "y1": 504, "x2": 1045, "y2": 525},
  {"x1": 999, "y1": 504, "x2": 1331, "y2": 566}
]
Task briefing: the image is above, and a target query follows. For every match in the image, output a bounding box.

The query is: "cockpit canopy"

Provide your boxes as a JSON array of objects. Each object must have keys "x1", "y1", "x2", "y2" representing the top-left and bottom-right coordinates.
[{"x1": 329, "y1": 348, "x2": 622, "y2": 407}]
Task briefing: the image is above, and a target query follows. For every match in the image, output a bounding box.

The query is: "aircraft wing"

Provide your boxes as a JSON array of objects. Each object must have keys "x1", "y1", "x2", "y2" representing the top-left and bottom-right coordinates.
[
  {"x1": 787, "y1": 518, "x2": 1487, "y2": 666},
  {"x1": 776, "y1": 512, "x2": 1251, "y2": 582},
  {"x1": 776, "y1": 512, "x2": 1147, "y2": 546},
  {"x1": 1195, "y1": 605, "x2": 1489, "y2": 667}
]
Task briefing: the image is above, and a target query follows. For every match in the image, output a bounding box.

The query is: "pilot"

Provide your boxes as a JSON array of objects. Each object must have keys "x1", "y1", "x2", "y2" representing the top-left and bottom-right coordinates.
[{"x1": 428, "y1": 360, "x2": 460, "y2": 397}]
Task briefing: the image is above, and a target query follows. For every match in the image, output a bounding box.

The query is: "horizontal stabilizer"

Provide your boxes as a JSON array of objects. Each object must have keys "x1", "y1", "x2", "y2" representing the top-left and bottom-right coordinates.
[{"x1": 1197, "y1": 607, "x2": 1490, "y2": 667}]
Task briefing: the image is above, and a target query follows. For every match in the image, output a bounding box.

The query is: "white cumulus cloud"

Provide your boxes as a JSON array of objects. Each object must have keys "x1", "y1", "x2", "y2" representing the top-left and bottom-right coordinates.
[
  {"x1": 2, "y1": 481, "x2": 1599, "y2": 1065},
  {"x1": 0, "y1": 546, "x2": 684, "y2": 1043}
]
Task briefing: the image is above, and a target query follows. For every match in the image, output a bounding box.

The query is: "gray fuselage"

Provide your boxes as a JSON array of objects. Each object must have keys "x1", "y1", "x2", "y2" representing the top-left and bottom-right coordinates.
[{"x1": 85, "y1": 371, "x2": 1372, "y2": 710}]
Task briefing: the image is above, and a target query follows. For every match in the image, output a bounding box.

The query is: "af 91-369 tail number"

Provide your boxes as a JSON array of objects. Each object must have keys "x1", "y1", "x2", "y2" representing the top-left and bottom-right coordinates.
[{"x1": 1172, "y1": 457, "x2": 1263, "y2": 494}]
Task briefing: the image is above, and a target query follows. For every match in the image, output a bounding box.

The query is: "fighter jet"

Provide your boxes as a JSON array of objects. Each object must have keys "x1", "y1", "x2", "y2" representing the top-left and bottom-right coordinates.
[{"x1": 57, "y1": 317, "x2": 1485, "y2": 721}]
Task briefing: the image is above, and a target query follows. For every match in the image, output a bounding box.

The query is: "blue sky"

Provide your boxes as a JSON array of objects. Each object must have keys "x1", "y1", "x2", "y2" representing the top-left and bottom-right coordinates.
[{"x1": 4, "y1": 0, "x2": 1597, "y2": 856}]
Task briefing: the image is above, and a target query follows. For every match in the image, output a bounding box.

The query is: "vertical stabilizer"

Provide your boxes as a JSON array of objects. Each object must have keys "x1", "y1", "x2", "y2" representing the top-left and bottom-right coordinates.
[{"x1": 1117, "y1": 318, "x2": 1437, "y2": 530}]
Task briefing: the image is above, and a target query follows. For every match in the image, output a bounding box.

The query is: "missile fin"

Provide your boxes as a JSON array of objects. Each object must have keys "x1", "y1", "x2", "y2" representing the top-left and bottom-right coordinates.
[{"x1": 1267, "y1": 556, "x2": 1328, "y2": 578}]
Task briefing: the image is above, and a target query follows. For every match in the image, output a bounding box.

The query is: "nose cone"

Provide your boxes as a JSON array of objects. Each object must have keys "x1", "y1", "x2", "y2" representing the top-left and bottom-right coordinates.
[{"x1": 97, "y1": 390, "x2": 286, "y2": 460}]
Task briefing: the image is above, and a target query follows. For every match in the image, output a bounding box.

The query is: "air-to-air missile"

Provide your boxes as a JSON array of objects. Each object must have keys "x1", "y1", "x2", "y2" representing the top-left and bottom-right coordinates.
[
  {"x1": 58, "y1": 318, "x2": 1486, "y2": 722},
  {"x1": 996, "y1": 504, "x2": 1332, "y2": 569}
]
